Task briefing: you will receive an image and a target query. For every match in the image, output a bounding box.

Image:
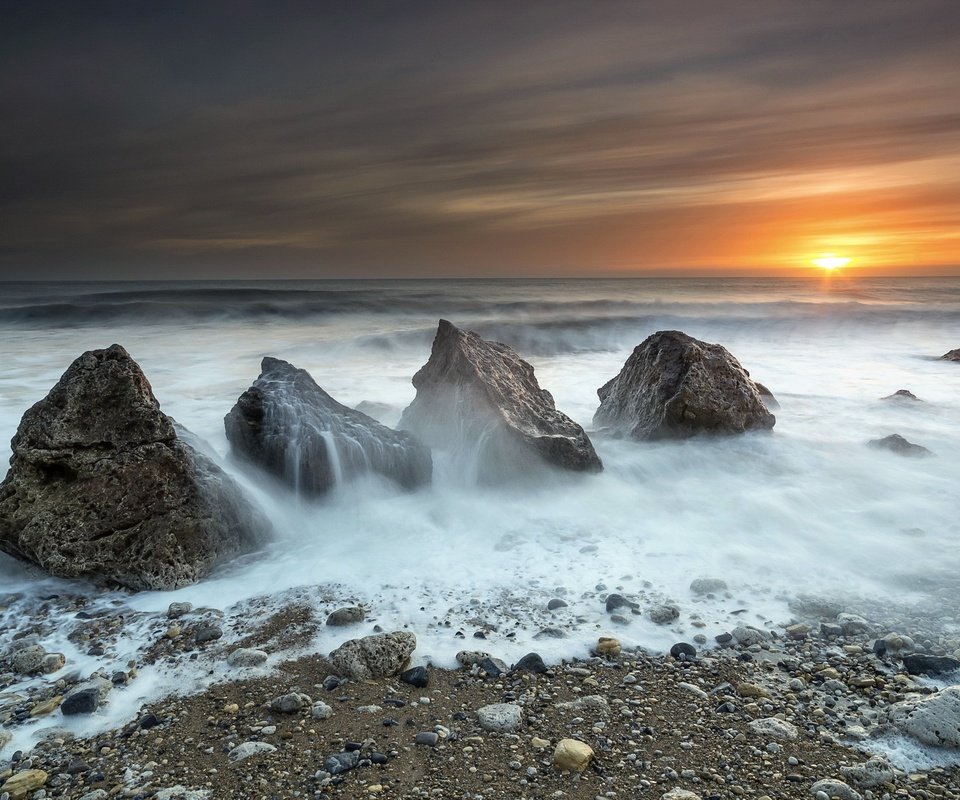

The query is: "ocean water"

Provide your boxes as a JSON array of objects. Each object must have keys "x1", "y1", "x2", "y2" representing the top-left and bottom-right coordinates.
[{"x1": 1, "y1": 276, "x2": 959, "y2": 753}]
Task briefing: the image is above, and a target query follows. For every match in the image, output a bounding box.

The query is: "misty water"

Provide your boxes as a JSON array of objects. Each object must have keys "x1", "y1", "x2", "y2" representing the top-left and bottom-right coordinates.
[{"x1": 1, "y1": 277, "x2": 959, "y2": 755}]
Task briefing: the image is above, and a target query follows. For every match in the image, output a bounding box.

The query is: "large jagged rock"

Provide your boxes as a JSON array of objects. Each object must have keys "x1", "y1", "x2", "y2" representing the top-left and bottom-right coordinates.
[
  {"x1": 0, "y1": 345, "x2": 268, "y2": 590},
  {"x1": 398, "y1": 320, "x2": 602, "y2": 481},
  {"x1": 594, "y1": 330, "x2": 776, "y2": 440},
  {"x1": 329, "y1": 631, "x2": 416, "y2": 680},
  {"x1": 887, "y1": 686, "x2": 960, "y2": 747},
  {"x1": 224, "y1": 357, "x2": 431, "y2": 495},
  {"x1": 940, "y1": 348, "x2": 960, "y2": 362}
]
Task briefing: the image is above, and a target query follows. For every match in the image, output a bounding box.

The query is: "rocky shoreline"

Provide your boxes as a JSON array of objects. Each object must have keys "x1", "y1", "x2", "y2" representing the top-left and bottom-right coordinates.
[{"x1": 2, "y1": 591, "x2": 960, "y2": 800}]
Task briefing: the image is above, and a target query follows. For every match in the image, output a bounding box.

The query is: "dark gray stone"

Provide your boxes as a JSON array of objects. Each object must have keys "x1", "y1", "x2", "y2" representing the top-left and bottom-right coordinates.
[
  {"x1": 594, "y1": 330, "x2": 775, "y2": 440},
  {"x1": 882, "y1": 389, "x2": 921, "y2": 402},
  {"x1": 324, "y1": 751, "x2": 360, "y2": 775},
  {"x1": 414, "y1": 731, "x2": 439, "y2": 746},
  {"x1": 903, "y1": 653, "x2": 960, "y2": 676},
  {"x1": 941, "y1": 348, "x2": 960, "y2": 362},
  {"x1": 326, "y1": 607, "x2": 365, "y2": 627},
  {"x1": 194, "y1": 624, "x2": 223, "y2": 643},
  {"x1": 547, "y1": 598, "x2": 568, "y2": 610},
  {"x1": 0, "y1": 345, "x2": 269, "y2": 590},
  {"x1": 513, "y1": 652, "x2": 548, "y2": 674},
  {"x1": 61, "y1": 687, "x2": 99, "y2": 715},
  {"x1": 670, "y1": 642, "x2": 697, "y2": 660},
  {"x1": 225, "y1": 357, "x2": 431, "y2": 496},
  {"x1": 399, "y1": 666, "x2": 429, "y2": 688},
  {"x1": 399, "y1": 320, "x2": 602, "y2": 482}
]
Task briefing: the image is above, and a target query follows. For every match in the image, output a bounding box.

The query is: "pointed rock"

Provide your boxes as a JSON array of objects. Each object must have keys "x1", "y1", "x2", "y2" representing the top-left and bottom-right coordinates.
[
  {"x1": 595, "y1": 331, "x2": 775, "y2": 440},
  {"x1": 399, "y1": 320, "x2": 601, "y2": 481},
  {"x1": 225, "y1": 357, "x2": 431, "y2": 495},
  {"x1": 868, "y1": 434, "x2": 931, "y2": 457},
  {"x1": 0, "y1": 345, "x2": 268, "y2": 590}
]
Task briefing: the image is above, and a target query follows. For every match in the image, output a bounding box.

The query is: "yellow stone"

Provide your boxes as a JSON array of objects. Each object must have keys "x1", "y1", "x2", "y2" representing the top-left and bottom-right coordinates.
[
  {"x1": 531, "y1": 737, "x2": 551, "y2": 749},
  {"x1": 223, "y1": 702, "x2": 239, "y2": 713},
  {"x1": 1, "y1": 769, "x2": 49, "y2": 800},
  {"x1": 367, "y1": 786, "x2": 384, "y2": 794},
  {"x1": 29, "y1": 696, "x2": 63, "y2": 717},
  {"x1": 737, "y1": 683, "x2": 771, "y2": 699},
  {"x1": 596, "y1": 637, "x2": 621, "y2": 657},
  {"x1": 165, "y1": 625, "x2": 181, "y2": 639},
  {"x1": 553, "y1": 738, "x2": 593, "y2": 772}
]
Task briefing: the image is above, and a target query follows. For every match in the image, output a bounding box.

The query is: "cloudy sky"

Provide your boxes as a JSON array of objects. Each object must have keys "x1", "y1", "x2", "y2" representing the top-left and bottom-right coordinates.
[{"x1": 2, "y1": 1, "x2": 959, "y2": 278}]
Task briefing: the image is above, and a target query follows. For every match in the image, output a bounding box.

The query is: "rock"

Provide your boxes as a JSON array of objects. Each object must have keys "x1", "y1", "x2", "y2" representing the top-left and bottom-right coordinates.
[
  {"x1": 225, "y1": 357, "x2": 431, "y2": 495},
  {"x1": 326, "y1": 606, "x2": 365, "y2": 627},
  {"x1": 678, "y1": 682, "x2": 709, "y2": 701},
  {"x1": 324, "y1": 751, "x2": 360, "y2": 775},
  {"x1": 61, "y1": 687, "x2": 100, "y2": 715},
  {"x1": 840, "y1": 757, "x2": 897, "y2": 789},
  {"x1": 836, "y1": 613, "x2": 871, "y2": 635},
  {"x1": 1, "y1": 769, "x2": 49, "y2": 800},
  {"x1": 400, "y1": 666, "x2": 429, "y2": 688},
  {"x1": 887, "y1": 685, "x2": 960, "y2": 747},
  {"x1": 477, "y1": 703, "x2": 522, "y2": 732},
  {"x1": 556, "y1": 695, "x2": 609, "y2": 715},
  {"x1": 311, "y1": 701, "x2": 333, "y2": 720},
  {"x1": 748, "y1": 717, "x2": 799, "y2": 741},
  {"x1": 478, "y1": 656, "x2": 508, "y2": 677},
  {"x1": 228, "y1": 741, "x2": 277, "y2": 761},
  {"x1": 737, "y1": 682, "x2": 771, "y2": 699},
  {"x1": 513, "y1": 652, "x2": 548, "y2": 674},
  {"x1": 329, "y1": 631, "x2": 416, "y2": 680},
  {"x1": 662, "y1": 791, "x2": 703, "y2": 800},
  {"x1": 547, "y1": 598, "x2": 568, "y2": 610},
  {"x1": 732, "y1": 626, "x2": 767, "y2": 646},
  {"x1": 194, "y1": 624, "x2": 222, "y2": 643},
  {"x1": 755, "y1": 383, "x2": 780, "y2": 410},
  {"x1": 10, "y1": 644, "x2": 46, "y2": 674},
  {"x1": 868, "y1": 434, "x2": 931, "y2": 457},
  {"x1": 902, "y1": 653, "x2": 960, "y2": 676},
  {"x1": 269, "y1": 692, "x2": 311, "y2": 713},
  {"x1": 552, "y1": 738, "x2": 593, "y2": 772},
  {"x1": 809, "y1": 779, "x2": 862, "y2": 800},
  {"x1": 648, "y1": 604, "x2": 680, "y2": 625},
  {"x1": 596, "y1": 637, "x2": 621, "y2": 657},
  {"x1": 786, "y1": 623, "x2": 811, "y2": 640},
  {"x1": 604, "y1": 593, "x2": 635, "y2": 612},
  {"x1": 226, "y1": 648, "x2": 268, "y2": 668},
  {"x1": 594, "y1": 330, "x2": 775, "y2": 439},
  {"x1": 882, "y1": 389, "x2": 921, "y2": 402},
  {"x1": 29, "y1": 696, "x2": 63, "y2": 716},
  {"x1": 689, "y1": 577, "x2": 727, "y2": 595},
  {"x1": 455, "y1": 650, "x2": 489, "y2": 668},
  {"x1": 670, "y1": 642, "x2": 697, "y2": 660},
  {"x1": 415, "y1": 731, "x2": 439, "y2": 746},
  {"x1": 0, "y1": 345, "x2": 269, "y2": 590},
  {"x1": 167, "y1": 602, "x2": 192, "y2": 618},
  {"x1": 940, "y1": 348, "x2": 960, "y2": 361},
  {"x1": 398, "y1": 320, "x2": 602, "y2": 481},
  {"x1": 40, "y1": 652, "x2": 65, "y2": 673}
]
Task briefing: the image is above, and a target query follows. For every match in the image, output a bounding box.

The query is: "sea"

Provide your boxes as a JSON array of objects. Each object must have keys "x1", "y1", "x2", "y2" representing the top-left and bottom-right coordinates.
[{"x1": 1, "y1": 276, "x2": 959, "y2": 759}]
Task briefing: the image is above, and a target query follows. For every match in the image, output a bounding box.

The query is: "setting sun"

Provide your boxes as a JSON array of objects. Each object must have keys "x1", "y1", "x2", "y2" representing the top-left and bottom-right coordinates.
[{"x1": 812, "y1": 254, "x2": 851, "y2": 271}]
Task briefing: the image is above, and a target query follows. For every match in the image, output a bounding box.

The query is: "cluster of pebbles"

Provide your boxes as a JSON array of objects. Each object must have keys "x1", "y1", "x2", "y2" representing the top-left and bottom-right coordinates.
[{"x1": 1, "y1": 581, "x2": 960, "y2": 800}]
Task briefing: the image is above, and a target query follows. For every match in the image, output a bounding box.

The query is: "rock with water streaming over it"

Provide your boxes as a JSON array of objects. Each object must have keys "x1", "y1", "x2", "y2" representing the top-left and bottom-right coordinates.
[
  {"x1": 867, "y1": 434, "x2": 931, "y2": 457},
  {"x1": 940, "y1": 348, "x2": 960, "y2": 362},
  {"x1": 0, "y1": 345, "x2": 269, "y2": 590},
  {"x1": 594, "y1": 330, "x2": 775, "y2": 440},
  {"x1": 225, "y1": 357, "x2": 432, "y2": 496},
  {"x1": 398, "y1": 320, "x2": 602, "y2": 481}
]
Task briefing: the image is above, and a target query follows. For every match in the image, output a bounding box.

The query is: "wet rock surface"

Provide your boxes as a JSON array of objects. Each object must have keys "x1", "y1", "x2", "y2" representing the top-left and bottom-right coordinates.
[
  {"x1": 868, "y1": 433, "x2": 932, "y2": 457},
  {"x1": 399, "y1": 320, "x2": 602, "y2": 481},
  {"x1": 225, "y1": 357, "x2": 432, "y2": 495},
  {"x1": 594, "y1": 330, "x2": 776, "y2": 440},
  {"x1": 0, "y1": 345, "x2": 269, "y2": 590}
]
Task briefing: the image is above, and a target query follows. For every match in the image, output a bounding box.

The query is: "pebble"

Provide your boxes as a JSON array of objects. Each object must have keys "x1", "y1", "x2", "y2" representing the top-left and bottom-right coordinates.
[
  {"x1": 326, "y1": 606, "x2": 365, "y2": 626},
  {"x1": 747, "y1": 718, "x2": 799, "y2": 742},
  {"x1": 167, "y1": 602, "x2": 192, "y2": 618},
  {"x1": 414, "y1": 731, "x2": 439, "y2": 746},
  {"x1": 226, "y1": 648, "x2": 269, "y2": 668},
  {"x1": 513, "y1": 652, "x2": 548, "y2": 674},
  {"x1": 670, "y1": 642, "x2": 697, "y2": 660},
  {"x1": 809, "y1": 778, "x2": 862, "y2": 800},
  {"x1": 400, "y1": 666, "x2": 429, "y2": 688},
  {"x1": 193, "y1": 624, "x2": 222, "y2": 643}
]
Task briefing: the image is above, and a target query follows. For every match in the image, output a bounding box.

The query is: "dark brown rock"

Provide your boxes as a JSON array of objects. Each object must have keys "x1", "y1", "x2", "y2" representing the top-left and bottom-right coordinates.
[
  {"x1": 225, "y1": 357, "x2": 431, "y2": 496},
  {"x1": 398, "y1": 320, "x2": 602, "y2": 481},
  {"x1": 882, "y1": 389, "x2": 921, "y2": 402},
  {"x1": 755, "y1": 383, "x2": 780, "y2": 410},
  {"x1": 941, "y1": 348, "x2": 960, "y2": 362},
  {"x1": 868, "y1": 434, "x2": 931, "y2": 457},
  {"x1": 0, "y1": 345, "x2": 268, "y2": 590},
  {"x1": 594, "y1": 330, "x2": 776, "y2": 440}
]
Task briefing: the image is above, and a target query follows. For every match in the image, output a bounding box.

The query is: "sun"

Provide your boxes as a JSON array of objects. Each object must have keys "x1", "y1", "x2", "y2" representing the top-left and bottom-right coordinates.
[{"x1": 812, "y1": 254, "x2": 851, "y2": 271}]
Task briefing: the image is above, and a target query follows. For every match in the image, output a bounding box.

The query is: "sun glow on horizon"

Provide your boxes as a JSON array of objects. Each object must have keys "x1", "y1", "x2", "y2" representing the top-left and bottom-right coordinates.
[{"x1": 812, "y1": 254, "x2": 851, "y2": 271}]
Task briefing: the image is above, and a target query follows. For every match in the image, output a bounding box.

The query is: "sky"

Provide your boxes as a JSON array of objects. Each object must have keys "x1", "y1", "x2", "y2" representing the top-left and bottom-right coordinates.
[{"x1": 2, "y1": 1, "x2": 959, "y2": 279}]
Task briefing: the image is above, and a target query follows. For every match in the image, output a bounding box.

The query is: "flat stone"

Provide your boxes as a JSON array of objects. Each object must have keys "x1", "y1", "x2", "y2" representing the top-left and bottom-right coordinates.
[
  {"x1": 226, "y1": 648, "x2": 268, "y2": 668},
  {"x1": 477, "y1": 703, "x2": 522, "y2": 732},
  {"x1": 809, "y1": 779, "x2": 862, "y2": 800},
  {"x1": 228, "y1": 742, "x2": 277, "y2": 762},
  {"x1": 1, "y1": 770, "x2": 49, "y2": 800},
  {"x1": 690, "y1": 578, "x2": 727, "y2": 595},
  {"x1": 167, "y1": 602, "x2": 193, "y2": 618},
  {"x1": 748, "y1": 717, "x2": 798, "y2": 742}
]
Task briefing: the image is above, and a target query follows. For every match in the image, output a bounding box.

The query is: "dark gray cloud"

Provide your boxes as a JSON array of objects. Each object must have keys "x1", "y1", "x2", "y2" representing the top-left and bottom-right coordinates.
[{"x1": 2, "y1": 0, "x2": 958, "y2": 277}]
